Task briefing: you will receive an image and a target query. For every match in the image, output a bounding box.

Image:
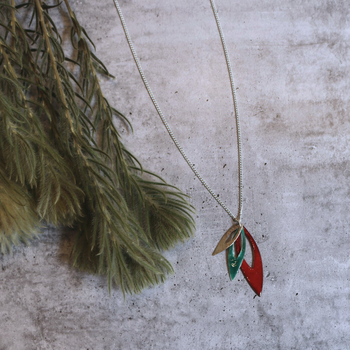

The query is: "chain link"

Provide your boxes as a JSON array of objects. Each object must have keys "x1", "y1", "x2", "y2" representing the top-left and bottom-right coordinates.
[{"x1": 113, "y1": 0, "x2": 243, "y2": 223}]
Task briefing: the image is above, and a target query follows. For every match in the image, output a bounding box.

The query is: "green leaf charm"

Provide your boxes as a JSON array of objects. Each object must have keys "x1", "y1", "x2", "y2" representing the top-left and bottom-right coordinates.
[{"x1": 227, "y1": 228, "x2": 246, "y2": 280}]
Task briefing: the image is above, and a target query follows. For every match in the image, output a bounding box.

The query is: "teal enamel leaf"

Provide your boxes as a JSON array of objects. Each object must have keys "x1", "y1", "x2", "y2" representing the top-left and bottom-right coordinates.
[{"x1": 227, "y1": 228, "x2": 246, "y2": 281}]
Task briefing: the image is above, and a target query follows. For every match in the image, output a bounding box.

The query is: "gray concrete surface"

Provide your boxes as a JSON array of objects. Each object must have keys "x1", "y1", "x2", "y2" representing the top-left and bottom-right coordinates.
[{"x1": 1, "y1": 0, "x2": 349, "y2": 349}]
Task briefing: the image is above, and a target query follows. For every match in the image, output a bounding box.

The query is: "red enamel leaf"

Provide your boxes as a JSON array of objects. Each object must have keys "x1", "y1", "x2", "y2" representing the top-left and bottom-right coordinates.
[{"x1": 235, "y1": 226, "x2": 263, "y2": 296}]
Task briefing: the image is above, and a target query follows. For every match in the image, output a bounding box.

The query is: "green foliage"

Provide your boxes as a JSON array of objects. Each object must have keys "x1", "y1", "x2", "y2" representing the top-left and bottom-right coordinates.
[
  {"x1": 0, "y1": 0, "x2": 195, "y2": 294},
  {"x1": 0, "y1": 166, "x2": 40, "y2": 254}
]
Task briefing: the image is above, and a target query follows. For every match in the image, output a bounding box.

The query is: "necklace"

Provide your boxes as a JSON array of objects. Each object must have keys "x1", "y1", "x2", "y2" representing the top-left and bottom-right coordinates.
[{"x1": 113, "y1": 0, "x2": 263, "y2": 295}]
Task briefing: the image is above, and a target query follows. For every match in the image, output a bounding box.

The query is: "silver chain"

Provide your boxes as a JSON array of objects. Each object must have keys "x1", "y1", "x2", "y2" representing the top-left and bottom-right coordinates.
[{"x1": 112, "y1": 0, "x2": 243, "y2": 223}]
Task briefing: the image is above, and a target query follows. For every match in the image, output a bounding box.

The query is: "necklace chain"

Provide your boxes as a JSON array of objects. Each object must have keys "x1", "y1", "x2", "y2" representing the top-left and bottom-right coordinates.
[{"x1": 113, "y1": 0, "x2": 243, "y2": 223}]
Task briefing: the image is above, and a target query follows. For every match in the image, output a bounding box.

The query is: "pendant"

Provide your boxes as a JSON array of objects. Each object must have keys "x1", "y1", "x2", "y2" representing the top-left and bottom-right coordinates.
[
  {"x1": 227, "y1": 226, "x2": 245, "y2": 280},
  {"x1": 235, "y1": 226, "x2": 263, "y2": 296},
  {"x1": 213, "y1": 224, "x2": 263, "y2": 296},
  {"x1": 212, "y1": 222, "x2": 242, "y2": 256}
]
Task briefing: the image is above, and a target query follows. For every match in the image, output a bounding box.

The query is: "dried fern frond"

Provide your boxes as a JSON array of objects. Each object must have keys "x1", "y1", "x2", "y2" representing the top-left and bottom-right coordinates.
[
  {"x1": 0, "y1": 166, "x2": 40, "y2": 254},
  {"x1": 0, "y1": 0, "x2": 84, "y2": 225},
  {"x1": 0, "y1": 0, "x2": 195, "y2": 295}
]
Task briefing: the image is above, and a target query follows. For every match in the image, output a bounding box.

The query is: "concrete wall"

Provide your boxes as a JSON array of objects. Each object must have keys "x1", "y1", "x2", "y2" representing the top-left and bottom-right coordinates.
[{"x1": 1, "y1": 0, "x2": 349, "y2": 349}]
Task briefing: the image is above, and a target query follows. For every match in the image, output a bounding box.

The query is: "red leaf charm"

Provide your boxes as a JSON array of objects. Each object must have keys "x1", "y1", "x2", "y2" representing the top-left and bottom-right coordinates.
[{"x1": 235, "y1": 226, "x2": 263, "y2": 296}]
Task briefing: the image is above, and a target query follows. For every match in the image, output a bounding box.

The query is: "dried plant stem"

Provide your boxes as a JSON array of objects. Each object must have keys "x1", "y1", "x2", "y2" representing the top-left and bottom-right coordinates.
[
  {"x1": 34, "y1": 0, "x2": 77, "y2": 137},
  {"x1": 0, "y1": 0, "x2": 195, "y2": 295}
]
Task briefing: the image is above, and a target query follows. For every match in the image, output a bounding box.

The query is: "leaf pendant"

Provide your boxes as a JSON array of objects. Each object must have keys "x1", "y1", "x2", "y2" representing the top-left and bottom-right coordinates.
[
  {"x1": 235, "y1": 226, "x2": 263, "y2": 296},
  {"x1": 212, "y1": 222, "x2": 242, "y2": 256},
  {"x1": 227, "y1": 227, "x2": 246, "y2": 281}
]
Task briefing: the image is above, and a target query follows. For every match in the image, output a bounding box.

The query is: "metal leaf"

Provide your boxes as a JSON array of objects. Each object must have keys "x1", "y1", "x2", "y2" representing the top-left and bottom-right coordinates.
[
  {"x1": 212, "y1": 222, "x2": 242, "y2": 256},
  {"x1": 235, "y1": 226, "x2": 263, "y2": 296},
  {"x1": 227, "y1": 228, "x2": 245, "y2": 280}
]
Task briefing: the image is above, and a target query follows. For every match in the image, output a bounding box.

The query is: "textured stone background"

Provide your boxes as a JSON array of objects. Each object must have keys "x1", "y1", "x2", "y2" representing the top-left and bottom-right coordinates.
[{"x1": 1, "y1": 0, "x2": 350, "y2": 349}]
